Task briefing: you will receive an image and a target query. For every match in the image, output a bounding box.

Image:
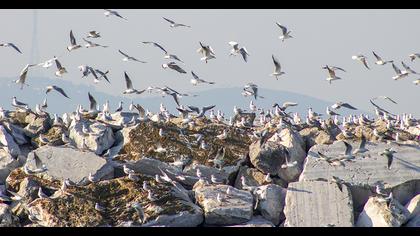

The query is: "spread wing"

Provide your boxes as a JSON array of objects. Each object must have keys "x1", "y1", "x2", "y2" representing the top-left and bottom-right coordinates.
[
  {"x1": 372, "y1": 51, "x2": 382, "y2": 61},
  {"x1": 133, "y1": 104, "x2": 145, "y2": 117},
  {"x1": 124, "y1": 72, "x2": 133, "y2": 89},
  {"x1": 239, "y1": 48, "x2": 249, "y2": 62},
  {"x1": 272, "y1": 55, "x2": 281, "y2": 70},
  {"x1": 9, "y1": 43, "x2": 22, "y2": 54},
  {"x1": 392, "y1": 63, "x2": 401, "y2": 74},
  {"x1": 341, "y1": 103, "x2": 357, "y2": 110},
  {"x1": 55, "y1": 59, "x2": 63, "y2": 70},
  {"x1": 191, "y1": 71, "x2": 199, "y2": 80},
  {"x1": 88, "y1": 92, "x2": 97, "y2": 110},
  {"x1": 53, "y1": 86, "x2": 70, "y2": 99},
  {"x1": 188, "y1": 106, "x2": 200, "y2": 114},
  {"x1": 118, "y1": 50, "x2": 130, "y2": 58},
  {"x1": 169, "y1": 63, "x2": 187, "y2": 74},
  {"x1": 276, "y1": 22, "x2": 288, "y2": 35},
  {"x1": 202, "y1": 105, "x2": 216, "y2": 113},
  {"x1": 163, "y1": 17, "x2": 176, "y2": 24},
  {"x1": 70, "y1": 30, "x2": 77, "y2": 45},
  {"x1": 142, "y1": 41, "x2": 168, "y2": 54}
]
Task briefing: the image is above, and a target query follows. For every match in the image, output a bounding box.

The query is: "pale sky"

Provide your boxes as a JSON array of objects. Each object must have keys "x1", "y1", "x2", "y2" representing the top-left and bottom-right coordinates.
[{"x1": 1, "y1": 9, "x2": 420, "y2": 116}]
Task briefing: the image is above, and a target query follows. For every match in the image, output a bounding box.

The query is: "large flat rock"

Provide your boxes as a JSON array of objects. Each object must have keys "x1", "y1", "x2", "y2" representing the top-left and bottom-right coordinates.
[
  {"x1": 284, "y1": 180, "x2": 354, "y2": 227},
  {"x1": 25, "y1": 146, "x2": 114, "y2": 184}
]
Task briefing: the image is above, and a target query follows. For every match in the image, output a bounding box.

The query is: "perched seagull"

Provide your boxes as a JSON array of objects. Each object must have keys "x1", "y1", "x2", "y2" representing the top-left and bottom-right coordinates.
[
  {"x1": 83, "y1": 38, "x2": 108, "y2": 48},
  {"x1": 142, "y1": 41, "x2": 184, "y2": 63},
  {"x1": 41, "y1": 97, "x2": 48, "y2": 110},
  {"x1": 118, "y1": 50, "x2": 146, "y2": 63},
  {"x1": 115, "y1": 101, "x2": 123, "y2": 112},
  {"x1": 324, "y1": 65, "x2": 342, "y2": 84},
  {"x1": 54, "y1": 59, "x2": 67, "y2": 77},
  {"x1": 190, "y1": 71, "x2": 215, "y2": 86},
  {"x1": 123, "y1": 72, "x2": 146, "y2": 95},
  {"x1": 379, "y1": 148, "x2": 396, "y2": 170},
  {"x1": 270, "y1": 55, "x2": 285, "y2": 79},
  {"x1": 228, "y1": 41, "x2": 249, "y2": 62},
  {"x1": 67, "y1": 30, "x2": 82, "y2": 52},
  {"x1": 88, "y1": 172, "x2": 98, "y2": 183},
  {"x1": 11, "y1": 96, "x2": 27, "y2": 108},
  {"x1": 331, "y1": 102, "x2": 357, "y2": 110},
  {"x1": 162, "y1": 62, "x2": 187, "y2": 74},
  {"x1": 391, "y1": 63, "x2": 409, "y2": 80},
  {"x1": 46, "y1": 85, "x2": 70, "y2": 99},
  {"x1": 276, "y1": 23, "x2": 293, "y2": 42},
  {"x1": 352, "y1": 54, "x2": 370, "y2": 69},
  {"x1": 87, "y1": 31, "x2": 101, "y2": 38},
  {"x1": 104, "y1": 9, "x2": 127, "y2": 20},
  {"x1": 197, "y1": 42, "x2": 216, "y2": 63},
  {"x1": 0, "y1": 42, "x2": 22, "y2": 54},
  {"x1": 372, "y1": 51, "x2": 393, "y2": 65},
  {"x1": 326, "y1": 107, "x2": 340, "y2": 116},
  {"x1": 187, "y1": 105, "x2": 216, "y2": 118},
  {"x1": 401, "y1": 61, "x2": 417, "y2": 74},
  {"x1": 132, "y1": 202, "x2": 145, "y2": 224},
  {"x1": 409, "y1": 53, "x2": 420, "y2": 62},
  {"x1": 163, "y1": 17, "x2": 191, "y2": 28}
]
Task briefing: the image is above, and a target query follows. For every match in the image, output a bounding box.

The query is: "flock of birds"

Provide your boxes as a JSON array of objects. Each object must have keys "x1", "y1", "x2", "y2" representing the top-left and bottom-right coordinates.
[{"x1": 1, "y1": 9, "x2": 419, "y2": 220}]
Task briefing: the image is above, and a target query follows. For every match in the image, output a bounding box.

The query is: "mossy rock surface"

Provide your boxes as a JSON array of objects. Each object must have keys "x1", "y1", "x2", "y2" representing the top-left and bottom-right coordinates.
[
  {"x1": 119, "y1": 120, "x2": 251, "y2": 167},
  {"x1": 7, "y1": 168, "x2": 196, "y2": 226}
]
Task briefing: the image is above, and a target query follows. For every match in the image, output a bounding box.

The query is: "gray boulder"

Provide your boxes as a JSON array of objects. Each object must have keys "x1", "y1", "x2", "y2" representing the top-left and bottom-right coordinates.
[
  {"x1": 69, "y1": 120, "x2": 115, "y2": 155},
  {"x1": 254, "y1": 184, "x2": 287, "y2": 225},
  {"x1": 0, "y1": 125, "x2": 21, "y2": 158}
]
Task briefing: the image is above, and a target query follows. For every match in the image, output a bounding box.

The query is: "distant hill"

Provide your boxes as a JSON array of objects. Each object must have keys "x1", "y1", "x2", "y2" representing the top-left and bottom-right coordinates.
[{"x1": 0, "y1": 76, "x2": 371, "y2": 117}]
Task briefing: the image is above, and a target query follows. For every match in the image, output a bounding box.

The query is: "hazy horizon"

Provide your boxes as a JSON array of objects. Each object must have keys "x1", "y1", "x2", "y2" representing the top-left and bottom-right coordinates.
[{"x1": 0, "y1": 9, "x2": 419, "y2": 116}]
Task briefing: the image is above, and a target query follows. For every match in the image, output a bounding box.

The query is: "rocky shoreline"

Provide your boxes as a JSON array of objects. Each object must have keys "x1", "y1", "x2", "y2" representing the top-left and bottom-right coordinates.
[{"x1": 0, "y1": 108, "x2": 419, "y2": 227}]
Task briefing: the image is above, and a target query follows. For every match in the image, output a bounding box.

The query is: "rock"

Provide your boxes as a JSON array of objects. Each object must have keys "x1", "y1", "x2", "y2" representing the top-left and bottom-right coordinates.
[
  {"x1": 254, "y1": 184, "x2": 287, "y2": 225},
  {"x1": 141, "y1": 201, "x2": 203, "y2": 227},
  {"x1": 249, "y1": 140, "x2": 286, "y2": 175},
  {"x1": 277, "y1": 128, "x2": 307, "y2": 182},
  {"x1": 300, "y1": 141, "x2": 420, "y2": 211},
  {"x1": 234, "y1": 166, "x2": 286, "y2": 189},
  {"x1": 194, "y1": 184, "x2": 254, "y2": 225},
  {"x1": 184, "y1": 164, "x2": 239, "y2": 186},
  {"x1": 227, "y1": 216, "x2": 275, "y2": 227},
  {"x1": 284, "y1": 180, "x2": 354, "y2": 227},
  {"x1": 0, "y1": 203, "x2": 20, "y2": 227},
  {"x1": 404, "y1": 194, "x2": 420, "y2": 222},
  {"x1": 109, "y1": 112, "x2": 139, "y2": 127},
  {"x1": 106, "y1": 125, "x2": 137, "y2": 160},
  {"x1": 405, "y1": 214, "x2": 420, "y2": 227},
  {"x1": 24, "y1": 146, "x2": 114, "y2": 184},
  {"x1": 34, "y1": 126, "x2": 65, "y2": 147},
  {"x1": 0, "y1": 151, "x2": 20, "y2": 184},
  {"x1": 69, "y1": 120, "x2": 115, "y2": 155},
  {"x1": 299, "y1": 127, "x2": 335, "y2": 151},
  {"x1": 0, "y1": 125, "x2": 21, "y2": 158},
  {"x1": 25, "y1": 176, "x2": 200, "y2": 226},
  {"x1": 356, "y1": 196, "x2": 410, "y2": 227},
  {"x1": 24, "y1": 113, "x2": 51, "y2": 138},
  {"x1": 2, "y1": 122, "x2": 28, "y2": 145}
]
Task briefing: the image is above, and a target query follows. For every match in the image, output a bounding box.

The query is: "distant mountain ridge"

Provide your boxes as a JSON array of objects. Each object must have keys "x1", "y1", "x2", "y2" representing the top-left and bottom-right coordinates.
[{"x1": 0, "y1": 76, "x2": 372, "y2": 117}]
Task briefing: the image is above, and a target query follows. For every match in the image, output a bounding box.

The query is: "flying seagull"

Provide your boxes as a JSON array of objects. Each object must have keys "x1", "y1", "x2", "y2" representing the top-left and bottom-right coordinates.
[
  {"x1": 104, "y1": 9, "x2": 127, "y2": 20},
  {"x1": 391, "y1": 63, "x2": 408, "y2": 80},
  {"x1": 83, "y1": 38, "x2": 108, "y2": 48},
  {"x1": 142, "y1": 41, "x2": 184, "y2": 63},
  {"x1": 270, "y1": 55, "x2": 285, "y2": 80},
  {"x1": 401, "y1": 61, "x2": 417, "y2": 74},
  {"x1": 372, "y1": 51, "x2": 393, "y2": 65},
  {"x1": 123, "y1": 72, "x2": 146, "y2": 95},
  {"x1": 197, "y1": 42, "x2": 216, "y2": 63},
  {"x1": 228, "y1": 41, "x2": 249, "y2": 62},
  {"x1": 276, "y1": 23, "x2": 293, "y2": 42},
  {"x1": 54, "y1": 58, "x2": 67, "y2": 77},
  {"x1": 87, "y1": 31, "x2": 101, "y2": 38},
  {"x1": 353, "y1": 135, "x2": 369, "y2": 154},
  {"x1": 190, "y1": 71, "x2": 215, "y2": 86},
  {"x1": 324, "y1": 65, "x2": 343, "y2": 84},
  {"x1": 188, "y1": 105, "x2": 216, "y2": 118},
  {"x1": 14, "y1": 64, "x2": 37, "y2": 89},
  {"x1": 372, "y1": 96, "x2": 397, "y2": 104},
  {"x1": 243, "y1": 83, "x2": 264, "y2": 100},
  {"x1": 162, "y1": 17, "x2": 191, "y2": 28},
  {"x1": 352, "y1": 54, "x2": 370, "y2": 70},
  {"x1": 162, "y1": 62, "x2": 187, "y2": 74},
  {"x1": 67, "y1": 30, "x2": 81, "y2": 52},
  {"x1": 409, "y1": 53, "x2": 420, "y2": 62},
  {"x1": 95, "y1": 69, "x2": 111, "y2": 83},
  {"x1": 331, "y1": 102, "x2": 357, "y2": 110},
  {"x1": 46, "y1": 85, "x2": 70, "y2": 99},
  {"x1": 322, "y1": 65, "x2": 346, "y2": 72},
  {"x1": 0, "y1": 42, "x2": 22, "y2": 54},
  {"x1": 379, "y1": 148, "x2": 396, "y2": 170},
  {"x1": 118, "y1": 50, "x2": 146, "y2": 63}
]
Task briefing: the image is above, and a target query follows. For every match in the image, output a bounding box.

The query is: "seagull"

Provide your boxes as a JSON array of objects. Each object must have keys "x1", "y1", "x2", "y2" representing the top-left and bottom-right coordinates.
[
  {"x1": 273, "y1": 102, "x2": 298, "y2": 111},
  {"x1": 67, "y1": 30, "x2": 81, "y2": 52},
  {"x1": 340, "y1": 141, "x2": 355, "y2": 160},
  {"x1": 187, "y1": 105, "x2": 215, "y2": 118},
  {"x1": 115, "y1": 101, "x2": 123, "y2": 112},
  {"x1": 162, "y1": 17, "x2": 191, "y2": 28},
  {"x1": 162, "y1": 62, "x2": 187, "y2": 74},
  {"x1": 324, "y1": 65, "x2": 342, "y2": 84},
  {"x1": 147, "y1": 190, "x2": 156, "y2": 202},
  {"x1": 36, "y1": 56, "x2": 58, "y2": 69},
  {"x1": 409, "y1": 53, "x2": 420, "y2": 62},
  {"x1": 379, "y1": 148, "x2": 396, "y2": 170},
  {"x1": 197, "y1": 42, "x2": 216, "y2": 63},
  {"x1": 190, "y1": 71, "x2": 215, "y2": 86},
  {"x1": 353, "y1": 135, "x2": 369, "y2": 154},
  {"x1": 322, "y1": 65, "x2": 346, "y2": 72},
  {"x1": 401, "y1": 61, "x2": 417, "y2": 74},
  {"x1": 41, "y1": 97, "x2": 48, "y2": 110},
  {"x1": 0, "y1": 42, "x2": 22, "y2": 54},
  {"x1": 83, "y1": 38, "x2": 108, "y2": 48},
  {"x1": 352, "y1": 54, "x2": 370, "y2": 69},
  {"x1": 46, "y1": 85, "x2": 70, "y2": 99},
  {"x1": 104, "y1": 9, "x2": 127, "y2": 20},
  {"x1": 123, "y1": 72, "x2": 146, "y2": 95},
  {"x1": 142, "y1": 41, "x2": 184, "y2": 63},
  {"x1": 87, "y1": 31, "x2": 101, "y2": 38},
  {"x1": 391, "y1": 63, "x2": 409, "y2": 80},
  {"x1": 270, "y1": 55, "x2": 285, "y2": 79},
  {"x1": 118, "y1": 50, "x2": 146, "y2": 63},
  {"x1": 132, "y1": 202, "x2": 145, "y2": 224},
  {"x1": 372, "y1": 96, "x2": 397, "y2": 104},
  {"x1": 281, "y1": 149, "x2": 298, "y2": 168},
  {"x1": 326, "y1": 107, "x2": 340, "y2": 116},
  {"x1": 95, "y1": 69, "x2": 111, "y2": 83},
  {"x1": 244, "y1": 83, "x2": 264, "y2": 100},
  {"x1": 228, "y1": 41, "x2": 249, "y2": 62},
  {"x1": 331, "y1": 102, "x2": 357, "y2": 110},
  {"x1": 11, "y1": 96, "x2": 27, "y2": 108},
  {"x1": 372, "y1": 51, "x2": 393, "y2": 65},
  {"x1": 14, "y1": 64, "x2": 36, "y2": 89},
  {"x1": 54, "y1": 58, "x2": 67, "y2": 77},
  {"x1": 216, "y1": 193, "x2": 222, "y2": 203},
  {"x1": 88, "y1": 172, "x2": 98, "y2": 183},
  {"x1": 264, "y1": 173, "x2": 272, "y2": 182},
  {"x1": 276, "y1": 23, "x2": 293, "y2": 42}
]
